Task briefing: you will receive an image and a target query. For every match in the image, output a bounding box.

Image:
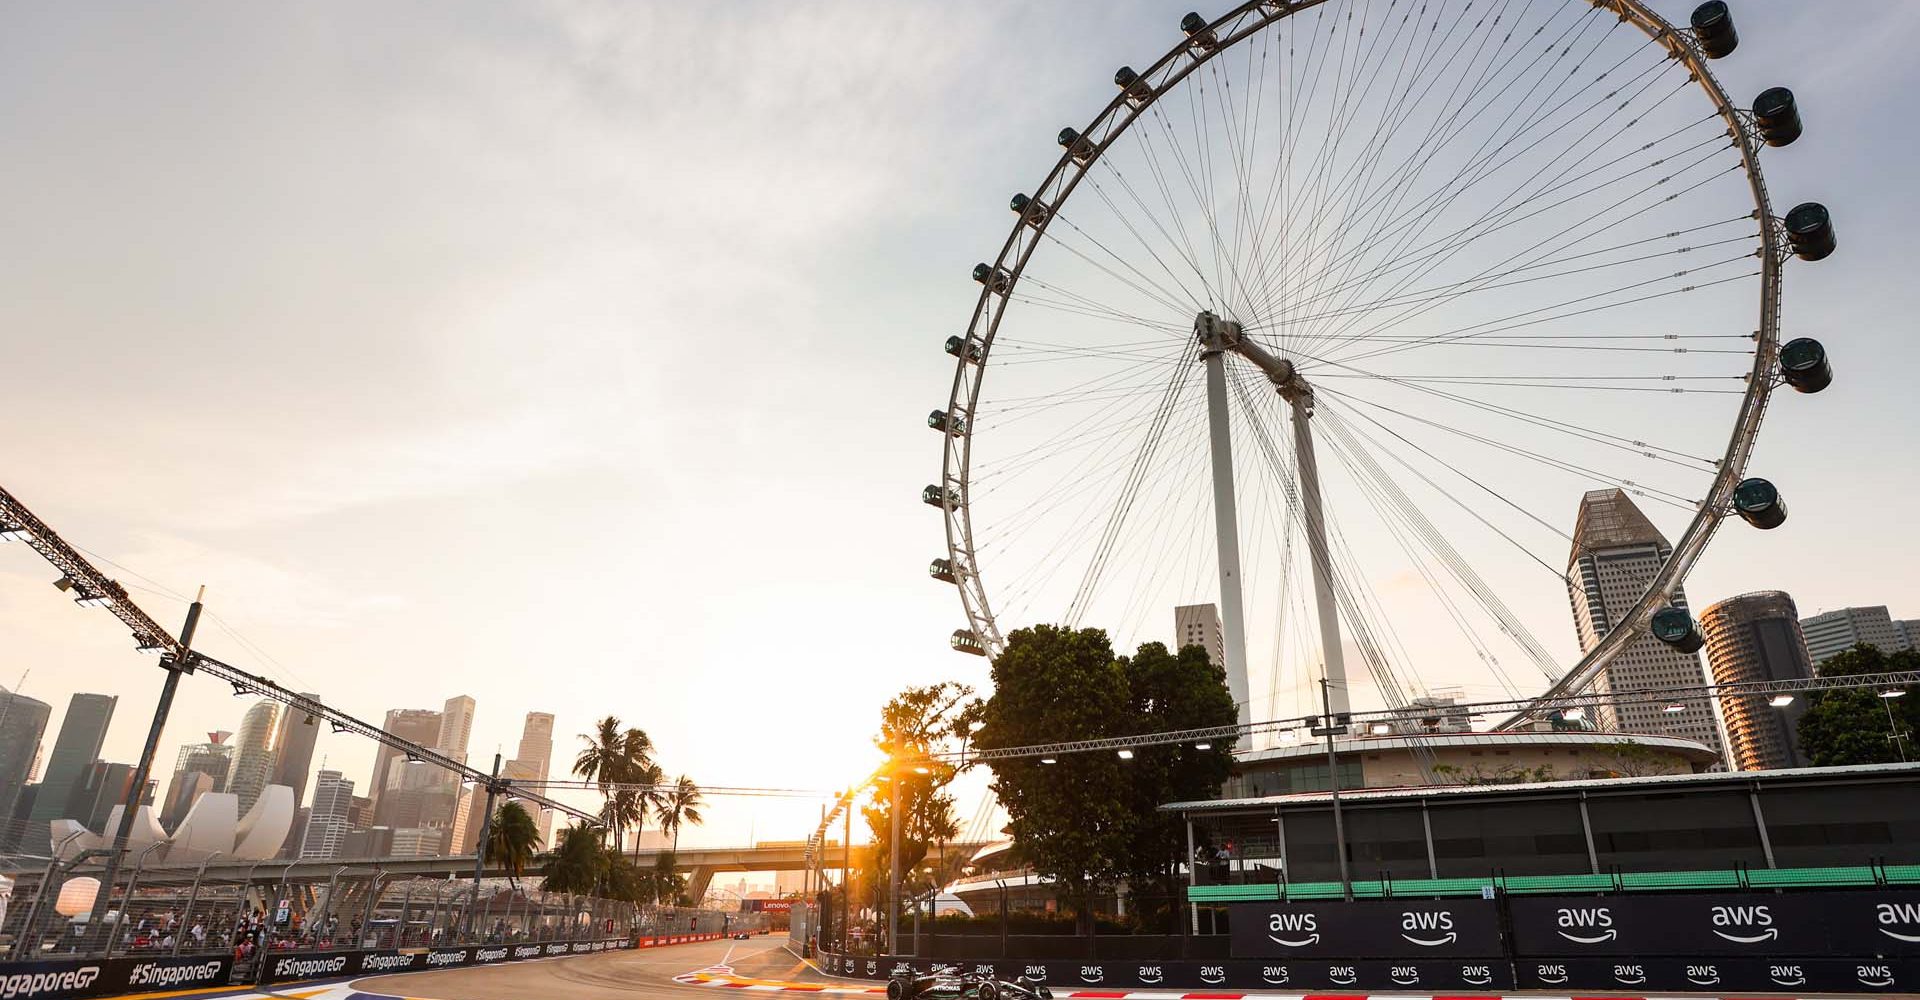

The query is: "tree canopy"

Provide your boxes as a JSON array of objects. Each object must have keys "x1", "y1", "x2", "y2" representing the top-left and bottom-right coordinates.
[
  {"x1": 862, "y1": 682, "x2": 971, "y2": 903},
  {"x1": 971, "y1": 625, "x2": 1235, "y2": 911},
  {"x1": 1797, "y1": 644, "x2": 1920, "y2": 766}
]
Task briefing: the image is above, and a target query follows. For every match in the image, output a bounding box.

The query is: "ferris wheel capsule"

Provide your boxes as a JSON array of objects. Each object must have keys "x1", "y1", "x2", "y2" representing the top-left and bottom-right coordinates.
[
  {"x1": 1784, "y1": 203, "x2": 1836, "y2": 261},
  {"x1": 1180, "y1": 12, "x2": 1218, "y2": 51},
  {"x1": 945, "y1": 335, "x2": 982, "y2": 364},
  {"x1": 922, "y1": 484, "x2": 960, "y2": 509},
  {"x1": 972, "y1": 263, "x2": 1011, "y2": 294},
  {"x1": 1778, "y1": 338, "x2": 1832, "y2": 393},
  {"x1": 1732, "y1": 478, "x2": 1787, "y2": 529},
  {"x1": 950, "y1": 629, "x2": 987, "y2": 656},
  {"x1": 1753, "y1": 87, "x2": 1803, "y2": 147},
  {"x1": 1690, "y1": 1, "x2": 1738, "y2": 59},
  {"x1": 929, "y1": 558, "x2": 958, "y2": 584},
  {"x1": 1649, "y1": 606, "x2": 1706, "y2": 654},
  {"x1": 1009, "y1": 193, "x2": 1051, "y2": 227},
  {"x1": 1114, "y1": 66, "x2": 1153, "y2": 104},
  {"x1": 928, "y1": 409, "x2": 967, "y2": 435}
]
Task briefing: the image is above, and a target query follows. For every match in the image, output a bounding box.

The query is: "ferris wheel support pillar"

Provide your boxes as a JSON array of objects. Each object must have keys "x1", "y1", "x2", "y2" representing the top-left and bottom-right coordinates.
[
  {"x1": 1285, "y1": 387, "x2": 1351, "y2": 719},
  {"x1": 1197, "y1": 314, "x2": 1253, "y2": 731}
]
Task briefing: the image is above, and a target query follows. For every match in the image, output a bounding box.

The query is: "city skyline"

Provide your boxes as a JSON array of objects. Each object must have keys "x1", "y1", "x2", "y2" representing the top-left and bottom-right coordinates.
[{"x1": 3, "y1": 2, "x2": 1919, "y2": 846}]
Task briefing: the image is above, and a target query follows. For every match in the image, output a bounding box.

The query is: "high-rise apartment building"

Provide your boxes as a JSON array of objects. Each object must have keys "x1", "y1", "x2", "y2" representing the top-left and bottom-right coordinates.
[
  {"x1": 229, "y1": 700, "x2": 281, "y2": 814},
  {"x1": 1701, "y1": 591, "x2": 1815, "y2": 771},
  {"x1": 300, "y1": 770, "x2": 355, "y2": 859},
  {"x1": 1565, "y1": 489, "x2": 1723, "y2": 756},
  {"x1": 1799, "y1": 606, "x2": 1912, "y2": 666},
  {"x1": 1174, "y1": 604, "x2": 1226, "y2": 668},
  {"x1": 0, "y1": 687, "x2": 51, "y2": 825},
  {"x1": 1902, "y1": 620, "x2": 1920, "y2": 650},
  {"x1": 368, "y1": 709, "x2": 442, "y2": 811},
  {"x1": 27, "y1": 693, "x2": 118, "y2": 848},
  {"x1": 437, "y1": 696, "x2": 475, "y2": 764}
]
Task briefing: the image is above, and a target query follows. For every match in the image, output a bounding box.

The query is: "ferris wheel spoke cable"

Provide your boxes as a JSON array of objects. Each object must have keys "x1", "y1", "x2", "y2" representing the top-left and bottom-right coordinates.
[
  {"x1": 1324, "y1": 152, "x2": 1750, "y2": 363},
  {"x1": 1081, "y1": 170, "x2": 1221, "y2": 310},
  {"x1": 1313, "y1": 421, "x2": 1527, "y2": 702},
  {"x1": 1317, "y1": 347, "x2": 1733, "y2": 469},
  {"x1": 1249, "y1": 106, "x2": 1722, "y2": 337},
  {"x1": 1269, "y1": 0, "x2": 1553, "y2": 337},
  {"x1": 1013, "y1": 272, "x2": 1192, "y2": 332},
  {"x1": 1259, "y1": 0, "x2": 1602, "y2": 338},
  {"x1": 1226, "y1": 369, "x2": 1419, "y2": 715},
  {"x1": 1318, "y1": 404, "x2": 1564, "y2": 680},
  {"x1": 1314, "y1": 382, "x2": 1698, "y2": 510},
  {"x1": 1040, "y1": 213, "x2": 1212, "y2": 317},
  {"x1": 1274, "y1": 63, "x2": 1704, "y2": 351},
  {"x1": 1294, "y1": 95, "x2": 1726, "y2": 359},
  {"x1": 1329, "y1": 257, "x2": 1758, "y2": 371},
  {"x1": 1066, "y1": 351, "x2": 1202, "y2": 624}
]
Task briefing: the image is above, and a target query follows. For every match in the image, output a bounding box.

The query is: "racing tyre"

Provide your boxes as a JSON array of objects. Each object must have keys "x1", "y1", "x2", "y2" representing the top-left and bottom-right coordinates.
[
  {"x1": 887, "y1": 979, "x2": 907, "y2": 1000},
  {"x1": 978, "y1": 982, "x2": 999, "y2": 1000}
]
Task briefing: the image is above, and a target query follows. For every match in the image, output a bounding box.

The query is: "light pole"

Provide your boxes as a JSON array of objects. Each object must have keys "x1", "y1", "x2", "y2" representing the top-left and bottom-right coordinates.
[
  {"x1": 88, "y1": 589, "x2": 204, "y2": 945},
  {"x1": 887, "y1": 776, "x2": 901, "y2": 955},
  {"x1": 468, "y1": 753, "x2": 502, "y2": 940},
  {"x1": 1313, "y1": 678, "x2": 1352, "y2": 901},
  {"x1": 1882, "y1": 689, "x2": 1911, "y2": 762}
]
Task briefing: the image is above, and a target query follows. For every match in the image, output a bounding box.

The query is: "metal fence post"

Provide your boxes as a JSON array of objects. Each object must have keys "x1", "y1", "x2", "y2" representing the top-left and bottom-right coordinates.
[
  {"x1": 105, "y1": 842, "x2": 168, "y2": 958},
  {"x1": 359, "y1": 871, "x2": 386, "y2": 948},
  {"x1": 171, "y1": 852, "x2": 223, "y2": 956}
]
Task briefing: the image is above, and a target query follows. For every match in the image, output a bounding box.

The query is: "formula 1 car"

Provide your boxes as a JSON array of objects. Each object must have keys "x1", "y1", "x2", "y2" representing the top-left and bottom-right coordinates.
[{"x1": 886, "y1": 970, "x2": 1051, "y2": 1000}]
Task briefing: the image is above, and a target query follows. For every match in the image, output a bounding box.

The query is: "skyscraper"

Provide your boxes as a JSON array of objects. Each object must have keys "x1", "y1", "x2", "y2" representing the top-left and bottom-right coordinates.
[
  {"x1": 1174, "y1": 604, "x2": 1226, "y2": 669},
  {"x1": 1564, "y1": 489, "x2": 1724, "y2": 756},
  {"x1": 437, "y1": 696, "x2": 475, "y2": 764},
  {"x1": 300, "y1": 770, "x2": 355, "y2": 859},
  {"x1": 229, "y1": 700, "x2": 281, "y2": 814},
  {"x1": 162, "y1": 732, "x2": 236, "y2": 829},
  {"x1": 514, "y1": 712, "x2": 555, "y2": 844},
  {"x1": 0, "y1": 687, "x2": 51, "y2": 825},
  {"x1": 271, "y1": 693, "x2": 323, "y2": 808},
  {"x1": 271, "y1": 694, "x2": 324, "y2": 856},
  {"x1": 1799, "y1": 606, "x2": 1912, "y2": 665},
  {"x1": 27, "y1": 693, "x2": 117, "y2": 848},
  {"x1": 367, "y1": 708, "x2": 442, "y2": 812},
  {"x1": 1701, "y1": 591, "x2": 1815, "y2": 771}
]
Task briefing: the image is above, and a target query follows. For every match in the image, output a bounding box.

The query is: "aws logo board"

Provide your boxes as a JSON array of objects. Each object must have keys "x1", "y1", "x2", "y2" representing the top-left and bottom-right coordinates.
[{"x1": 1229, "y1": 899, "x2": 1498, "y2": 959}]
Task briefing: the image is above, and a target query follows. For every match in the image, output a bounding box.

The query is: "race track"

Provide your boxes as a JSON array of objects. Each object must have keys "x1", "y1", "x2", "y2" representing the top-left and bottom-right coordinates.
[{"x1": 352, "y1": 936, "x2": 813, "y2": 1000}]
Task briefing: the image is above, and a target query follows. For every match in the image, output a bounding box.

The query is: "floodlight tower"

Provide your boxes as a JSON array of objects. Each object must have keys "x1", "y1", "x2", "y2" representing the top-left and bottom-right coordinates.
[{"x1": 1196, "y1": 311, "x2": 1350, "y2": 726}]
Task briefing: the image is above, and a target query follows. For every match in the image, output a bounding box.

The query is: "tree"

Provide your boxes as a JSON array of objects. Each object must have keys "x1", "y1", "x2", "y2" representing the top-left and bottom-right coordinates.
[
  {"x1": 649, "y1": 850, "x2": 688, "y2": 905},
  {"x1": 573, "y1": 717, "x2": 656, "y2": 853},
  {"x1": 1118, "y1": 641, "x2": 1236, "y2": 894},
  {"x1": 862, "y1": 683, "x2": 973, "y2": 900},
  {"x1": 540, "y1": 822, "x2": 608, "y2": 894},
  {"x1": 1798, "y1": 645, "x2": 1920, "y2": 765},
  {"x1": 656, "y1": 775, "x2": 705, "y2": 853},
  {"x1": 485, "y1": 801, "x2": 543, "y2": 889},
  {"x1": 973, "y1": 625, "x2": 1137, "y2": 925}
]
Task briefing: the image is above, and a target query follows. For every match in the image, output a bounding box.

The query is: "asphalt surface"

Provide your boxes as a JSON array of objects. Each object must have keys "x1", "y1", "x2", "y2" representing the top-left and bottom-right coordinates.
[{"x1": 353, "y1": 936, "x2": 812, "y2": 1000}]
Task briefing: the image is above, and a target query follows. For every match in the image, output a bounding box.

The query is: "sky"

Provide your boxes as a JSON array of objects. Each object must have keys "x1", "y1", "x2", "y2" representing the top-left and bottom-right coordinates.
[{"x1": 2, "y1": 1, "x2": 1918, "y2": 851}]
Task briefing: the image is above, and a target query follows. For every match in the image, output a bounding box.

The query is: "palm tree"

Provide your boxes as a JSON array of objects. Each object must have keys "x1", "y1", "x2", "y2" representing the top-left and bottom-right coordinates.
[
  {"x1": 655, "y1": 774, "x2": 705, "y2": 854},
  {"x1": 573, "y1": 718, "x2": 657, "y2": 854},
  {"x1": 629, "y1": 760, "x2": 665, "y2": 857},
  {"x1": 539, "y1": 822, "x2": 607, "y2": 895},
  {"x1": 485, "y1": 801, "x2": 543, "y2": 890}
]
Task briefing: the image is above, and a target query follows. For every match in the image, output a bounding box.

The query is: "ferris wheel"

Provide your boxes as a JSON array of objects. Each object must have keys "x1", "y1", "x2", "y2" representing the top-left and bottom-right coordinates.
[{"x1": 926, "y1": 0, "x2": 1837, "y2": 730}]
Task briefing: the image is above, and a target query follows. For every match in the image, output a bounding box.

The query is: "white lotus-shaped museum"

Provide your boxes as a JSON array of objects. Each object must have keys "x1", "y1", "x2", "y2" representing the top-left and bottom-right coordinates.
[{"x1": 51, "y1": 785, "x2": 294, "y2": 862}]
